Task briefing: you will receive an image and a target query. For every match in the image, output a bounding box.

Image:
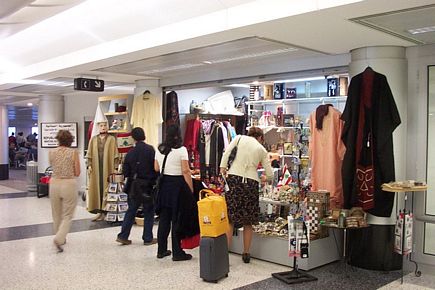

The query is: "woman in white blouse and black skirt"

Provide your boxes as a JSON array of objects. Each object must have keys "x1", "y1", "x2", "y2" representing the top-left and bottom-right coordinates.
[
  {"x1": 154, "y1": 125, "x2": 194, "y2": 261},
  {"x1": 220, "y1": 127, "x2": 273, "y2": 263}
]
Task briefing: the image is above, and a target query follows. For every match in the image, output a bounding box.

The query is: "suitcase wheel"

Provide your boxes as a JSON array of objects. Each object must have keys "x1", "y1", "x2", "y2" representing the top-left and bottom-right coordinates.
[{"x1": 203, "y1": 279, "x2": 218, "y2": 283}]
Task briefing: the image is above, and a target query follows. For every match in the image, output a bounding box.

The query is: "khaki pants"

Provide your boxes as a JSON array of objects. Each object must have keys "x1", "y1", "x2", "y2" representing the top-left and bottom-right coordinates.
[{"x1": 50, "y1": 178, "x2": 78, "y2": 245}]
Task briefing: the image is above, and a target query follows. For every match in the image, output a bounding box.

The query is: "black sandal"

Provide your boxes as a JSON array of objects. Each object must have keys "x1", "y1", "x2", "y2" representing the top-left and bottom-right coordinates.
[{"x1": 242, "y1": 253, "x2": 250, "y2": 263}]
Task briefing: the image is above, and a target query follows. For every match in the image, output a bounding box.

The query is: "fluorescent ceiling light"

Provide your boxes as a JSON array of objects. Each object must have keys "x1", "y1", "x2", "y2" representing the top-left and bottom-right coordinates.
[
  {"x1": 27, "y1": 102, "x2": 33, "y2": 106},
  {"x1": 11, "y1": 79, "x2": 71, "y2": 87},
  {"x1": 407, "y1": 25, "x2": 435, "y2": 35},
  {"x1": 139, "y1": 47, "x2": 297, "y2": 75},
  {"x1": 139, "y1": 63, "x2": 204, "y2": 75},
  {"x1": 224, "y1": 84, "x2": 250, "y2": 88},
  {"x1": 206, "y1": 48, "x2": 298, "y2": 64},
  {"x1": 274, "y1": 76, "x2": 325, "y2": 83},
  {"x1": 105, "y1": 85, "x2": 135, "y2": 91}
]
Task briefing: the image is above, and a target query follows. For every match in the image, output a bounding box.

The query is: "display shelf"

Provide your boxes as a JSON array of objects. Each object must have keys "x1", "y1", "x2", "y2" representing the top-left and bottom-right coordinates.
[
  {"x1": 98, "y1": 95, "x2": 129, "y2": 102},
  {"x1": 104, "y1": 112, "x2": 128, "y2": 116},
  {"x1": 246, "y1": 96, "x2": 347, "y2": 105},
  {"x1": 108, "y1": 130, "x2": 128, "y2": 134},
  {"x1": 229, "y1": 230, "x2": 340, "y2": 270},
  {"x1": 246, "y1": 125, "x2": 310, "y2": 131},
  {"x1": 259, "y1": 197, "x2": 292, "y2": 206}
]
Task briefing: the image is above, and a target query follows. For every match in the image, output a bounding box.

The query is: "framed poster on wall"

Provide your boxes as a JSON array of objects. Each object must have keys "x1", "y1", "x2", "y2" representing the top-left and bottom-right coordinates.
[{"x1": 40, "y1": 122, "x2": 78, "y2": 148}]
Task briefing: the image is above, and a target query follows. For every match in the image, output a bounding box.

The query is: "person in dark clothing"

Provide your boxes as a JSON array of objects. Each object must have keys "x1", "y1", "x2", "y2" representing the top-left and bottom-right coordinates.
[
  {"x1": 154, "y1": 124, "x2": 194, "y2": 261},
  {"x1": 116, "y1": 127, "x2": 157, "y2": 245}
]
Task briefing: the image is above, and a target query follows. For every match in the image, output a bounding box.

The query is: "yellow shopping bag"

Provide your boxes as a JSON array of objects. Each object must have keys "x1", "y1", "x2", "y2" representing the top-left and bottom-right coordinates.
[{"x1": 197, "y1": 189, "x2": 229, "y2": 237}]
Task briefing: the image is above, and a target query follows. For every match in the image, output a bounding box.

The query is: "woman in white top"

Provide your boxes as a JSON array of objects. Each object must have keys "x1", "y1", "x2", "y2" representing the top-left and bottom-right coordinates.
[
  {"x1": 154, "y1": 125, "x2": 194, "y2": 261},
  {"x1": 220, "y1": 127, "x2": 273, "y2": 263}
]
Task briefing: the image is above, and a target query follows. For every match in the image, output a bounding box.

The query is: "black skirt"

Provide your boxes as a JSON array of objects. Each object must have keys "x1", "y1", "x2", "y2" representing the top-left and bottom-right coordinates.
[{"x1": 226, "y1": 175, "x2": 260, "y2": 228}]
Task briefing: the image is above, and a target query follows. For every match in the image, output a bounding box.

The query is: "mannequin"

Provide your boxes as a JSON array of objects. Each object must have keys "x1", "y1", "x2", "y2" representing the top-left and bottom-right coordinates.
[{"x1": 87, "y1": 121, "x2": 119, "y2": 221}]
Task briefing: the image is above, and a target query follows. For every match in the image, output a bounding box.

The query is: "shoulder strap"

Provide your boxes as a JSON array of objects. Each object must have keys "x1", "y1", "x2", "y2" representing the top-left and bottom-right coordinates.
[
  {"x1": 161, "y1": 151, "x2": 170, "y2": 175},
  {"x1": 235, "y1": 135, "x2": 242, "y2": 146}
]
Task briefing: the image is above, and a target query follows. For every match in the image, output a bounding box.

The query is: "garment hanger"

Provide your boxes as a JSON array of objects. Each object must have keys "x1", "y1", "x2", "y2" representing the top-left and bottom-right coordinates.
[{"x1": 143, "y1": 90, "x2": 151, "y2": 99}]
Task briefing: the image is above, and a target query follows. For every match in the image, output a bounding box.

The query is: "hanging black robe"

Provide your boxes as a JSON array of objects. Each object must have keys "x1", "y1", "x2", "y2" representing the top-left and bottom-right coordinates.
[{"x1": 341, "y1": 68, "x2": 401, "y2": 217}]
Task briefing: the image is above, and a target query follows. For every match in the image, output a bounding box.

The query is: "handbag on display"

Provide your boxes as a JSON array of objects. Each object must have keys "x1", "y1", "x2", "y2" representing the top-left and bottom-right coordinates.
[{"x1": 227, "y1": 136, "x2": 241, "y2": 169}]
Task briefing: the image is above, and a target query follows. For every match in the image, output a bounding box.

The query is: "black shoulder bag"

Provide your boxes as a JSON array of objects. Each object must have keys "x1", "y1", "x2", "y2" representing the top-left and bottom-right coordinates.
[
  {"x1": 227, "y1": 136, "x2": 241, "y2": 169},
  {"x1": 129, "y1": 152, "x2": 168, "y2": 204}
]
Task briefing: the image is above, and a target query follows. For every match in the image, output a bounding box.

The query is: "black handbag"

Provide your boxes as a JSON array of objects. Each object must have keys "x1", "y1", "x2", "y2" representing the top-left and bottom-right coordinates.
[
  {"x1": 129, "y1": 177, "x2": 153, "y2": 203},
  {"x1": 227, "y1": 136, "x2": 241, "y2": 169},
  {"x1": 129, "y1": 152, "x2": 168, "y2": 204}
]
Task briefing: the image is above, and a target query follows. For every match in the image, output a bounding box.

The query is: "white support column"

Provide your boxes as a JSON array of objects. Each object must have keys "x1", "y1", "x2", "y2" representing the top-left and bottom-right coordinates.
[
  {"x1": 349, "y1": 46, "x2": 407, "y2": 225},
  {"x1": 134, "y1": 79, "x2": 163, "y2": 148},
  {"x1": 38, "y1": 95, "x2": 64, "y2": 173},
  {"x1": 0, "y1": 105, "x2": 9, "y2": 180}
]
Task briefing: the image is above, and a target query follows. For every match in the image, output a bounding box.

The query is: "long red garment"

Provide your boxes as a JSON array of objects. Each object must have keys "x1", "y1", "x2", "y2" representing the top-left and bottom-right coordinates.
[
  {"x1": 184, "y1": 118, "x2": 202, "y2": 169},
  {"x1": 309, "y1": 105, "x2": 346, "y2": 209}
]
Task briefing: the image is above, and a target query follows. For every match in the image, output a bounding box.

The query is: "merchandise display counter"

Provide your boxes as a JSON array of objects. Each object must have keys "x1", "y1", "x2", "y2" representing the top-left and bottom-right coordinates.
[{"x1": 229, "y1": 229, "x2": 340, "y2": 271}]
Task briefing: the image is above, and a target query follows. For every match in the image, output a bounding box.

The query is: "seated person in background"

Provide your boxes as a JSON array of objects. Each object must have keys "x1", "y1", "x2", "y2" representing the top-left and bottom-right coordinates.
[
  {"x1": 9, "y1": 142, "x2": 16, "y2": 166},
  {"x1": 15, "y1": 146, "x2": 28, "y2": 167},
  {"x1": 16, "y1": 132, "x2": 26, "y2": 148},
  {"x1": 28, "y1": 141, "x2": 38, "y2": 161}
]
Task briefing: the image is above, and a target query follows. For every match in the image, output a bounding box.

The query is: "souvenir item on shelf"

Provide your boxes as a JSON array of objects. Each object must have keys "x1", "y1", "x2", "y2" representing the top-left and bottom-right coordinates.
[
  {"x1": 250, "y1": 115, "x2": 259, "y2": 127},
  {"x1": 276, "y1": 107, "x2": 283, "y2": 126},
  {"x1": 264, "y1": 85, "x2": 273, "y2": 100},
  {"x1": 259, "y1": 110, "x2": 275, "y2": 127},
  {"x1": 190, "y1": 100, "x2": 197, "y2": 114},
  {"x1": 286, "y1": 87, "x2": 297, "y2": 99},
  {"x1": 273, "y1": 83, "x2": 284, "y2": 99},
  {"x1": 249, "y1": 85, "x2": 260, "y2": 101},
  {"x1": 253, "y1": 217, "x2": 289, "y2": 237},
  {"x1": 327, "y1": 78, "x2": 338, "y2": 96},
  {"x1": 305, "y1": 82, "x2": 311, "y2": 98},
  {"x1": 283, "y1": 114, "x2": 295, "y2": 127},
  {"x1": 283, "y1": 142, "x2": 293, "y2": 155},
  {"x1": 306, "y1": 191, "x2": 330, "y2": 239}
]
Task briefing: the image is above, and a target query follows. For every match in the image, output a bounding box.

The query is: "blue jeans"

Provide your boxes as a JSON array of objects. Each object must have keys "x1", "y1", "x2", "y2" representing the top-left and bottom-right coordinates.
[{"x1": 118, "y1": 197, "x2": 154, "y2": 242}]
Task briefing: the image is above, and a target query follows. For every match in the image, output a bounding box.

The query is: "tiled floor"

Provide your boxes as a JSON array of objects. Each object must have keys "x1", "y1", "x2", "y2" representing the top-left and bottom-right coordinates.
[{"x1": 0, "y1": 171, "x2": 434, "y2": 289}]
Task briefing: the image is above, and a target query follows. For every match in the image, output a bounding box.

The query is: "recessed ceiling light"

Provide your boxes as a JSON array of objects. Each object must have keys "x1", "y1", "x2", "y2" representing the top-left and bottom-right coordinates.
[
  {"x1": 274, "y1": 76, "x2": 326, "y2": 83},
  {"x1": 407, "y1": 25, "x2": 435, "y2": 35},
  {"x1": 27, "y1": 102, "x2": 33, "y2": 106},
  {"x1": 202, "y1": 61, "x2": 212, "y2": 64}
]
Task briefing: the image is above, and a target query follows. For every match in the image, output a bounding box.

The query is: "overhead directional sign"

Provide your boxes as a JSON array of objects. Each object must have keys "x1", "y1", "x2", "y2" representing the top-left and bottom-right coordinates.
[{"x1": 74, "y1": 78, "x2": 104, "y2": 92}]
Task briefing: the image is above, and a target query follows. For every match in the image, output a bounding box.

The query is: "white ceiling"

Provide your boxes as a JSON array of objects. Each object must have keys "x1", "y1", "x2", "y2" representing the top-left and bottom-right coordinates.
[{"x1": 1, "y1": 0, "x2": 435, "y2": 107}]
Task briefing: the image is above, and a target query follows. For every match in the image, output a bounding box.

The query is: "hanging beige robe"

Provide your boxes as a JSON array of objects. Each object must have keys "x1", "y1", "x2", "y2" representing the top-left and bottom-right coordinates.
[
  {"x1": 309, "y1": 106, "x2": 346, "y2": 209},
  {"x1": 130, "y1": 92, "x2": 163, "y2": 149},
  {"x1": 86, "y1": 134, "x2": 119, "y2": 213}
]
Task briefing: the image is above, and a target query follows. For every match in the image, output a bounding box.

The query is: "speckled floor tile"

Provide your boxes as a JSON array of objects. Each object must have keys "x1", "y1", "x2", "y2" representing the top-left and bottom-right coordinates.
[
  {"x1": 0, "y1": 184, "x2": 24, "y2": 194},
  {"x1": 0, "y1": 226, "x2": 289, "y2": 290},
  {"x1": 0, "y1": 191, "x2": 36, "y2": 199},
  {"x1": 379, "y1": 273, "x2": 435, "y2": 289},
  {"x1": 0, "y1": 168, "x2": 28, "y2": 192},
  {"x1": 0, "y1": 218, "x2": 115, "y2": 242},
  {"x1": 0, "y1": 196, "x2": 94, "y2": 228}
]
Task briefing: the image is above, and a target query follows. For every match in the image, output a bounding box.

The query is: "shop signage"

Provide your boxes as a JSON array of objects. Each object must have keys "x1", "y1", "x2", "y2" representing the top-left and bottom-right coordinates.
[
  {"x1": 74, "y1": 77, "x2": 104, "y2": 92},
  {"x1": 40, "y1": 122, "x2": 78, "y2": 148}
]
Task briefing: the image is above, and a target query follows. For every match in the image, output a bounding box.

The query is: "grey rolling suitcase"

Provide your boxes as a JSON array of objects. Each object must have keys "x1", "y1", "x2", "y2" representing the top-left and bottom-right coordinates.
[{"x1": 199, "y1": 234, "x2": 229, "y2": 283}]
